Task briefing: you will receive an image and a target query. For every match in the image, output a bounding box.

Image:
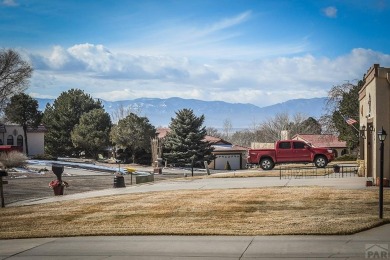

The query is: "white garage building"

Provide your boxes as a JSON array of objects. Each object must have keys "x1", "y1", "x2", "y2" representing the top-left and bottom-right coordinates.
[{"x1": 204, "y1": 136, "x2": 248, "y2": 170}]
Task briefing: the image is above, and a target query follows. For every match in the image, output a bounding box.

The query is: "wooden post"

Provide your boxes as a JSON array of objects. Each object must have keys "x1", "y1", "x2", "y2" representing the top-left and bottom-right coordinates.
[
  {"x1": 0, "y1": 170, "x2": 8, "y2": 208},
  {"x1": 204, "y1": 161, "x2": 210, "y2": 175},
  {"x1": 0, "y1": 177, "x2": 4, "y2": 208}
]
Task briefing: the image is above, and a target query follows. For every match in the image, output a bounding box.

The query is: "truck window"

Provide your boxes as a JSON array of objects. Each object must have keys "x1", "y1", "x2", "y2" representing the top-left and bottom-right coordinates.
[
  {"x1": 293, "y1": 142, "x2": 305, "y2": 149},
  {"x1": 278, "y1": 142, "x2": 291, "y2": 149}
]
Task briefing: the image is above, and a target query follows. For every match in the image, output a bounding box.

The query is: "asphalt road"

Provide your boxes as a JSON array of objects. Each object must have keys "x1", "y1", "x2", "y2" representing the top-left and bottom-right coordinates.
[{"x1": 2, "y1": 165, "x2": 207, "y2": 205}]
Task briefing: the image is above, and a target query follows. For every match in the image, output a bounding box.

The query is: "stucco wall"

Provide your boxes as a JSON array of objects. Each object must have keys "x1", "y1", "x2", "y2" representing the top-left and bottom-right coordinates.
[
  {"x1": 376, "y1": 69, "x2": 390, "y2": 180},
  {"x1": 0, "y1": 125, "x2": 45, "y2": 156},
  {"x1": 359, "y1": 65, "x2": 390, "y2": 179},
  {"x1": 251, "y1": 142, "x2": 274, "y2": 149},
  {"x1": 28, "y1": 132, "x2": 45, "y2": 155}
]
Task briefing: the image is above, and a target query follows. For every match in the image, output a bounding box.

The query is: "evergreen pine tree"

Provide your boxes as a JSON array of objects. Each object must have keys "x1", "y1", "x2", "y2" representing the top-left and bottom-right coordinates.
[
  {"x1": 71, "y1": 109, "x2": 112, "y2": 160},
  {"x1": 163, "y1": 108, "x2": 214, "y2": 166},
  {"x1": 42, "y1": 89, "x2": 103, "y2": 157},
  {"x1": 330, "y1": 81, "x2": 363, "y2": 150},
  {"x1": 110, "y1": 113, "x2": 156, "y2": 164}
]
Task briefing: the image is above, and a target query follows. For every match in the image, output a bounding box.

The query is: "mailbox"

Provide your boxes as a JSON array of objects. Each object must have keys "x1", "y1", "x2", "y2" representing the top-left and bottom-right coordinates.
[{"x1": 52, "y1": 164, "x2": 64, "y2": 180}]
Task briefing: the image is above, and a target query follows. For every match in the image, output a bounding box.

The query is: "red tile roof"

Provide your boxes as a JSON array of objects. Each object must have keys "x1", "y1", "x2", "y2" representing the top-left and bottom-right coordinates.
[
  {"x1": 156, "y1": 127, "x2": 170, "y2": 139},
  {"x1": 156, "y1": 127, "x2": 232, "y2": 145},
  {"x1": 292, "y1": 134, "x2": 347, "y2": 148}
]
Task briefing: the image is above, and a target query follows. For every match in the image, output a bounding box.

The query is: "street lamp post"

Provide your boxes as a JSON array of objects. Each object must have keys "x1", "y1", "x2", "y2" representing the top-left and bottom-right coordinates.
[{"x1": 377, "y1": 127, "x2": 387, "y2": 219}]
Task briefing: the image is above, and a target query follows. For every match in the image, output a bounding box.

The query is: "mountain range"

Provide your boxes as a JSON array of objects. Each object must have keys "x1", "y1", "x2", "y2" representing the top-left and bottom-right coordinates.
[{"x1": 36, "y1": 97, "x2": 328, "y2": 129}]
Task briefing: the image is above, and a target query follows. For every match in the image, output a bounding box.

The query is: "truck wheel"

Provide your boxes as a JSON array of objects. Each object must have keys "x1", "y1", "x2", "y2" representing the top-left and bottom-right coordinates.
[
  {"x1": 314, "y1": 156, "x2": 327, "y2": 168},
  {"x1": 260, "y1": 158, "x2": 274, "y2": 170}
]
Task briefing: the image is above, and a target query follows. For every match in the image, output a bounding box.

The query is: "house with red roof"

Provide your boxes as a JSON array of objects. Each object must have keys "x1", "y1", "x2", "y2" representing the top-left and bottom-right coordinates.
[{"x1": 292, "y1": 134, "x2": 347, "y2": 158}]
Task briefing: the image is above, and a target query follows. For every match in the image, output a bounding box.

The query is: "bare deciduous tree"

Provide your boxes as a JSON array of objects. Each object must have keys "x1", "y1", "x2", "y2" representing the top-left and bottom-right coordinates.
[
  {"x1": 223, "y1": 118, "x2": 233, "y2": 139},
  {"x1": 259, "y1": 112, "x2": 293, "y2": 141},
  {"x1": 110, "y1": 103, "x2": 142, "y2": 123},
  {"x1": 0, "y1": 49, "x2": 33, "y2": 111},
  {"x1": 206, "y1": 127, "x2": 221, "y2": 138},
  {"x1": 224, "y1": 113, "x2": 322, "y2": 147},
  {"x1": 256, "y1": 112, "x2": 320, "y2": 142},
  {"x1": 320, "y1": 81, "x2": 356, "y2": 134},
  {"x1": 230, "y1": 129, "x2": 254, "y2": 147}
]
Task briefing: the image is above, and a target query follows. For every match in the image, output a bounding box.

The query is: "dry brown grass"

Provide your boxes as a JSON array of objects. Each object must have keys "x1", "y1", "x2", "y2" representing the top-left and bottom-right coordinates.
[{"x1": 1, "y1": 187, "x2": 389, "y2": 239}]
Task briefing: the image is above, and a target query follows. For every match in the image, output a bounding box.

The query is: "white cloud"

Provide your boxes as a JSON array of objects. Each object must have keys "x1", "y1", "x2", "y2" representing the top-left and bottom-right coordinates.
[
  {"x1": 198, "y1": 11, "x2": 251, "y2": 37},
  {"x1": 112, "y1": 10, "x2": 309, "y2": 59},
  {"x1": 2, "y1": 0, "x2": 18, "y2": 7},
  {"x1": 67, "y1": 44, "x2": 113, "y2": 72},
  {"x1": 47, "y1": 46, "x2": 70, "y2": 69},
  {"x1": 29, "y1": 44, "x2": 390, "y2": 108},
  {"x1": 323, "y1": 6, "x2": 338, "y2": 18}
]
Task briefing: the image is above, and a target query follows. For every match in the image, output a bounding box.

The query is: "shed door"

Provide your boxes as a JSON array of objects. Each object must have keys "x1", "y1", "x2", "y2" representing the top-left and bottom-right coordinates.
[{"x1": 215, "y1": 154, "x2": 241, "y2": 170}]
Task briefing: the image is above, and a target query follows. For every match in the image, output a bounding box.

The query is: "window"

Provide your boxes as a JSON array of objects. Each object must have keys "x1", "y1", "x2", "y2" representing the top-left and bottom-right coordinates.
[
  {"x1": 0, "y1": 139, "x2": 2, "y2": 145},
  {"x1": 7, "y1": 135, "x2": 13, "y2": 145},
  {"x1": 293, "y1": 142, "x2": 305, "y2": 149},
  {"x1": 17, "y1": 135, "x2": 23, "y2": 147},
  {"x1": 278, "y1": 142, "x2": 291, "y2": 149}
]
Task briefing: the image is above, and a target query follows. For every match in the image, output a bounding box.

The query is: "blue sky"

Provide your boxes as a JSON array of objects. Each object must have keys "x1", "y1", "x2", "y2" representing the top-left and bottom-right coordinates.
[{"x1": 1, "y1": 0, "x2": 390, "y2": 108}]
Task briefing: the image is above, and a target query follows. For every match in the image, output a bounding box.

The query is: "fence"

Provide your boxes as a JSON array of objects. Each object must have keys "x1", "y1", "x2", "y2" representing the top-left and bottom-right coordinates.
[{"x1": 279, "y1": 164, "x2": 359, "y2": 179}]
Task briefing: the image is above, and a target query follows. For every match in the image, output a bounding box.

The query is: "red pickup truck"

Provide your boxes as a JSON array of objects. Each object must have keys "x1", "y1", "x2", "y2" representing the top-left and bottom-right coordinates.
[{"x1": 247, "y1": 140, "x2": 335, "y2": 170}]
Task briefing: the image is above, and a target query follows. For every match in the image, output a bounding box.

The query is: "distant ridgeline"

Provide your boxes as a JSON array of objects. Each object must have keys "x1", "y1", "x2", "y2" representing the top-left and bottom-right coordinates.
[{"x1": 37, "y1": 97, "x2": 327, "y2": 129}]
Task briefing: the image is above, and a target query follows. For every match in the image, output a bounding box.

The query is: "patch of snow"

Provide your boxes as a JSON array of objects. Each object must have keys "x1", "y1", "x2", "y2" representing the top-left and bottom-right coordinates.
[{"x1": 27, "y1": 160, "x2": 149, "y2": 175}]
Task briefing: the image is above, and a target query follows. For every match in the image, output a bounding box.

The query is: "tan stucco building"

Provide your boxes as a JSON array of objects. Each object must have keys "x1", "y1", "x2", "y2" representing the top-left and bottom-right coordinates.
[
  {"x1": 0, "y1": 124, "x2": 46, "y2": 156},
  {"x1": 359, "y1": 64, "x2": 390, "y2": 179}
]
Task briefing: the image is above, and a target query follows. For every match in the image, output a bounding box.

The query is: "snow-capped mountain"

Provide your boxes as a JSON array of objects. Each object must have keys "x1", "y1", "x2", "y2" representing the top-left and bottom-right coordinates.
[{"x1": 37, "y1": 97, "x2": 327, "y2": 129}]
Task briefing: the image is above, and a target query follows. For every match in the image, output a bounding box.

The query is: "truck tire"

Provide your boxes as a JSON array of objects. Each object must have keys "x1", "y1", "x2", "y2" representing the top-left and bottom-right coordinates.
[
  {"x1": 260, "y1": 158, "x2": 275, "y2": 170},
  {"x1": 314, "y1": 156, "x2": 327, "y2": 168}
]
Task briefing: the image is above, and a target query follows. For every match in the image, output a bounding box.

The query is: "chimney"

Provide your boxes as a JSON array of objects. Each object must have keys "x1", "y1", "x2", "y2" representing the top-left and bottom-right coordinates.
[{"x1": 281, "y1": 130, "x2": 290, "y2": 140}]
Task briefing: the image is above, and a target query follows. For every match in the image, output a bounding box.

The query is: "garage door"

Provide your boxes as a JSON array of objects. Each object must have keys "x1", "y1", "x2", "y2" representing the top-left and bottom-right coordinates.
[{"x1": 215, "y1": 154, "x2": 241, "y2": 170}]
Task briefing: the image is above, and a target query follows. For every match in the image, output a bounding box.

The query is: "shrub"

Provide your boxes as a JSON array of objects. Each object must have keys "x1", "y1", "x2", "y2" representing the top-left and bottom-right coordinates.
[
  {"x1": 0, "y1": 151, "x2": 28, "y2": 168},
  {"x1": 225, "y1": 161, "x2": 232, "y2": 170}
]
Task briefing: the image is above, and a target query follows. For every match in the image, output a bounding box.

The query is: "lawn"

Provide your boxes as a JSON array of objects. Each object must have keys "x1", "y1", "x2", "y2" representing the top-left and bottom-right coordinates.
[{"x1": 0, "y1": 187, "x2": 389, "y2": 239}]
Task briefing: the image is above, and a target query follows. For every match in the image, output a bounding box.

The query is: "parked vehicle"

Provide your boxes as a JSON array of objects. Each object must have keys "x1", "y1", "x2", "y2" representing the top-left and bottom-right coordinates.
[{"x1": 247, "y1": 140, "x2": 335, "y2": 170}]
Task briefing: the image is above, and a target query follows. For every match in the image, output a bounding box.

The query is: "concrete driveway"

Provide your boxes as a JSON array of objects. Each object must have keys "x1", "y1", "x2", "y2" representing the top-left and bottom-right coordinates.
[{"x1": 0, "y1": 224, "x2": 389, "y2": 259}]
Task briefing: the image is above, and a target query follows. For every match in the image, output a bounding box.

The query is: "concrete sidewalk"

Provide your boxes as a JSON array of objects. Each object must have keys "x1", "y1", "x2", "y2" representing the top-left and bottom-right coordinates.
[
  {"x1": 8, "y1": 176, "x2": 368, "y2": 207},
  {"x1": 0, "y1": 224, "x2": 389, "y2": 259}
]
